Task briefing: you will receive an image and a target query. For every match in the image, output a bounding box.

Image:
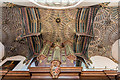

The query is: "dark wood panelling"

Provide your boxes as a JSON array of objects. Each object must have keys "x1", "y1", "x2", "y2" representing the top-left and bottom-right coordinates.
[
  {"x1": 117, "y1": 72, "x2": 120, "y2": 80},
  {"x1": 81, "y1": 71, "x2": 109, "y2": 80},
  {"x1": 3, "y1": 71, "x2": 30, "y2": 80},
  {"x1": 0, "y1": 69, "x2": 119, "y2": 80},
  {"x1": 0, "y1": 70, "x2": 8, "y2": 80},
  {"x1": 29, "y1": 67, "x2": 82, "y2": 80}
]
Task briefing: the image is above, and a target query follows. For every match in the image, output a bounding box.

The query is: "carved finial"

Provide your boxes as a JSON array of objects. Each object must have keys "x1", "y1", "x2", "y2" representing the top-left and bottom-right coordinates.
[
  {"x1": 4, "y1": 2, "x2": 16, "y2": 7},
  {"x1": 99, "y1": 2, "x2": 110, "y2": 8}
]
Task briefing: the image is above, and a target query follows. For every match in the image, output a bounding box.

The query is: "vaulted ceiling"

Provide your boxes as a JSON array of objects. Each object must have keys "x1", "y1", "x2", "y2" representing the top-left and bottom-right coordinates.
[{"x1": 1, "y1": 4, "x2": 119, "y2": 63}]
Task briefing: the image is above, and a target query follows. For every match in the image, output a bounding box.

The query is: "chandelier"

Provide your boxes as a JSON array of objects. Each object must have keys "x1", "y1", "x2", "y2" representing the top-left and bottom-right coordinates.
[{"x1": 29, "y1": 0, "x2": 84, "y2": 9}]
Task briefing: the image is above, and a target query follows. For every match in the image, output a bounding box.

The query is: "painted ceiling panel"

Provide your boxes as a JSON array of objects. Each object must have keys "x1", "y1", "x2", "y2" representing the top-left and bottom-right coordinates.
[{"x1": 0, "y1": 5, "x2": 119, "y2": 64}]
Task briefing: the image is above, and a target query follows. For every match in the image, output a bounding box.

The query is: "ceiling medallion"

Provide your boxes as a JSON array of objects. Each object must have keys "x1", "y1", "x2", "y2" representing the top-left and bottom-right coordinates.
[{"x1": 56, "y1": 18, "x2": 61, "y2": 23}]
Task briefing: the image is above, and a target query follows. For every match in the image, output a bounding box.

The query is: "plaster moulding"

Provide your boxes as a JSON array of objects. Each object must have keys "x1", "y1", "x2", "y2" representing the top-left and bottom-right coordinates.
[{"x1": 29, "y1": 0, "x2": 84, "y2": 9}]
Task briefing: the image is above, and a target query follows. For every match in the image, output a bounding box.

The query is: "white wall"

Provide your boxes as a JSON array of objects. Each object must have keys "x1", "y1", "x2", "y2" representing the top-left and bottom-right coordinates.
[
  {"x1": 0, "y1": 42, "x2": 4, "y2": 62},
  {"x1": 0, "y1": 0, "x2": 119, "y2": 8},
  {"x1": 118, "y1": 39, "x2": 120, "y2": 72},
  {"x1": 90, "y1": 56, "x2": 118, "y2": 69},
  {"x1": 112, "y1": 40, "x2": 119, "y2": 61},
  {"x1": 112, "y1": 39, "x2": 120, "y2": 72}
]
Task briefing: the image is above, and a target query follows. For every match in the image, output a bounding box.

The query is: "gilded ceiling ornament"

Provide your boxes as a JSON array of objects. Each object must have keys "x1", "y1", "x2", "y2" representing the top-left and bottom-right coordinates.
[
  {"x1": 56, "y1": 18, "x2": 61, "y2": 23},
  {"x1": 4, "y1": 2, "x2": 16, "y2": 7},
  {"x1": 99, "y1": 2, "x2": 110, "y2": 8},
  {"x1": 39, "y1": 9, "x2": 77, "y2": 44}
]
